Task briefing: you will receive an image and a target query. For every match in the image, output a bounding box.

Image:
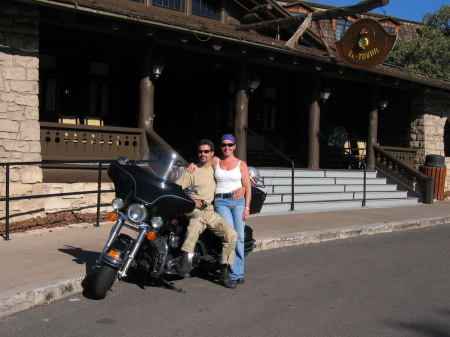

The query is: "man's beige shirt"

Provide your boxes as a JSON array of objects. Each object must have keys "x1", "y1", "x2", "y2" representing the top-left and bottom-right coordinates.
[{"x1": 175, "y1": 164, "x2": 215, "y2": 208}]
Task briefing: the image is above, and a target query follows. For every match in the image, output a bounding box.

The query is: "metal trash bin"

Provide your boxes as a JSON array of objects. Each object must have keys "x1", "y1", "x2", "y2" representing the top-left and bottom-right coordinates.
[{"x1": 419, "y1": 154, "x2": 446, "y2": 200}]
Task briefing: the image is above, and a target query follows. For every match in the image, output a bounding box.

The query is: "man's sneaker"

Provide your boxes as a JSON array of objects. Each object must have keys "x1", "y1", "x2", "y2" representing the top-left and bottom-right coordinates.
[{"x1": 219, "y1": 265, "x2": 237, "y2": 289}]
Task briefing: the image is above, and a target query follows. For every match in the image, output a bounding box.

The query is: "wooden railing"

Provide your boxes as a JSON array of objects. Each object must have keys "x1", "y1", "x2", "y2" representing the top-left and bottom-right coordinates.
[
  {"x1": 374, "y1": 145, "x2": 433, "y2": 204},
  {"x1": 379, "y1": 146, "x2": 417, "y2": 168},
  {"x1": 40, "y1": 122, "x2": 145, "y2": 161}
]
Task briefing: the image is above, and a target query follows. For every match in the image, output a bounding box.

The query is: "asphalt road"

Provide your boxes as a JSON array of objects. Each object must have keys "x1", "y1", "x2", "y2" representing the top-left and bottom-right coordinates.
[{"x1": 2, "y1": 224, "x2": 450, "y2": 337}]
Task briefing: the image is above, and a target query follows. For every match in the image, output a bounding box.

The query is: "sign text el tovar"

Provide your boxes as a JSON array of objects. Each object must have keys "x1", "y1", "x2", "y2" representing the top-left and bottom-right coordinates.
[{"x1": 336, "y1": 18, "x2": 396, "y2": 69}]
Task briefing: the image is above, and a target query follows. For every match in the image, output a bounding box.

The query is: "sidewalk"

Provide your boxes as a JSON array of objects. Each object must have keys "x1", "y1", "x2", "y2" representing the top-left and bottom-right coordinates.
[{"x1": 1, "y1": 202, "x2": 450, "y2": 317}]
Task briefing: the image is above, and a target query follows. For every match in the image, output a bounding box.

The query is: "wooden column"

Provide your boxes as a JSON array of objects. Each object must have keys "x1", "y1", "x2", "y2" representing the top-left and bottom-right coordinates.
[
  {"x1": 367, "y1": 89, "x2": 378, "y2": 170},
  {"x1": 138, "y1": 44, "x2": 155, "y2": 159},
  {"x1": 234, "y1": 62, "x2": 249, "y2": 161},
  {"x1": 308, "y1": 76, "x2": 320, "y2": 169}
]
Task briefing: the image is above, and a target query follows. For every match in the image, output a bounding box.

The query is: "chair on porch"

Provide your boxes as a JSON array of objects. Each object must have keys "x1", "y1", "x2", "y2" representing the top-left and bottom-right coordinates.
[
  {"x1": 357, "y1": 141, "x2": 367, "y2": 168},
  {"x1": 84, "y1": 117, "x2": 104, "y2": 126},
  {"x1": 58, "y1": 115, "x2": 80, "y2": 125}
]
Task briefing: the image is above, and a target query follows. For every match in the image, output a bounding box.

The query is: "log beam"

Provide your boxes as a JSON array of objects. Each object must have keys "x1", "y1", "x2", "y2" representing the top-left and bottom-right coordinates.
[
  {"x1": 367, "y1": 88, "x2": 378, "y2": 170},
  {"x1": 234, "y1": 62, "x2": 249, "y2": 161},
  {"x1": 138, "y1": 44, "x2": 155, "y2": 159},
  {"x1": 308, "y1": 76, "x2": 321, "y2": 169},
  {"x1": 285, "y1": 13, "x2": 312, "y2": 49},
  {"x1": 238, "y1": 0, "x2": 389, "y2": 31}
]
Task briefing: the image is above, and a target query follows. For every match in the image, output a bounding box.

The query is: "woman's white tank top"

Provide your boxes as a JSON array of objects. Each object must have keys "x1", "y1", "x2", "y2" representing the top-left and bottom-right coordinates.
[{"x1": 215, "y1": 160, "x2": 242, "y2": 194}]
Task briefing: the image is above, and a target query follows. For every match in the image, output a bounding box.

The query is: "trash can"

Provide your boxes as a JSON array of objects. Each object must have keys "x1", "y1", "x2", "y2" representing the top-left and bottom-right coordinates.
[{"x1": 419, "y1": 154, "x2": 447, "y2": 200}]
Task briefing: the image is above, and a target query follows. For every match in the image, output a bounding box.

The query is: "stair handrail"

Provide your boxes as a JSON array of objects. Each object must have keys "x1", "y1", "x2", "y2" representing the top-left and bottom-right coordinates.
[
  {"x1": 247, "y1": 129, "x2": 295, "y2": 211},
  {"x1": 373, "y1": 145, "x2": 433, "y2": 204}
]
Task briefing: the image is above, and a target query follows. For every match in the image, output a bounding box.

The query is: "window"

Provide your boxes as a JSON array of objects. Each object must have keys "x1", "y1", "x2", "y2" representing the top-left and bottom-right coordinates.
[
  {"x1": 335, "y1": 18, "x2": 352, "y2": 40},
  {"x1": 192, "y1": 0, "x2": 221, "y2": 19},
  {"x1": 153, "y1": 0, "x2": 182, "y2": 11},
  {"x1": 383, "y1": 25, "x2": 396, "y2": 34}
]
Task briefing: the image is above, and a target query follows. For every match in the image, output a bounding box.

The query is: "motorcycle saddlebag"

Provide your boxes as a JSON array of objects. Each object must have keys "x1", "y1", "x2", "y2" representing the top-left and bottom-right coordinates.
[{"x1": 249, "y1": 186, "x2": 266, "y2": 214}]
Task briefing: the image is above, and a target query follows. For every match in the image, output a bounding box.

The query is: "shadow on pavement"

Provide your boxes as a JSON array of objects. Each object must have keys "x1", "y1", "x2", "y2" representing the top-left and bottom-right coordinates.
[{"x1": 384, "y1": 318, "x2": 450, "y2": 337}]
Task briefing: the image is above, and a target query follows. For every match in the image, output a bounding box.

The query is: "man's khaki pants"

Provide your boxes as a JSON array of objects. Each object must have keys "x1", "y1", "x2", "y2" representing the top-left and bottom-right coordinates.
[{"x1": 181, "y1": 208, "x2": 237, "y2": 265}]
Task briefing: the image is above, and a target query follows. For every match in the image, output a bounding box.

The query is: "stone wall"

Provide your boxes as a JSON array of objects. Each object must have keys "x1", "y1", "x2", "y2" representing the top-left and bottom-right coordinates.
[
  {"x1": 410, "y1": 92, "x2": 449, "y2": 162},
  {"x1": 0, "y1": 1, "x2": 42, "y2": 221},
  {"x1": 410, "y1": 91, "x2": 450, "y2": 190}
]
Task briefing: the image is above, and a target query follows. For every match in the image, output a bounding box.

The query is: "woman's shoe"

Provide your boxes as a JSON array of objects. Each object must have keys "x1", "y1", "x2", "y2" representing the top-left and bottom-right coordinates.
[{"x1": 237, "y1": 278, "x2": 245, "y2": 284}]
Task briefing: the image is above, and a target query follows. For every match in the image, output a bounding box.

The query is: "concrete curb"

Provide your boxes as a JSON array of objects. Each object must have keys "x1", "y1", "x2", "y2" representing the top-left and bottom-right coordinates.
[
  {"x1": 253, "y1": 216, "x2": 450, "y2": 252},
  {"x1": 2, "y1": 216, "x2": 450, "y2": 318},
  {"x1": 0, "y1": 276, "x2": 84, "y2": 318}
]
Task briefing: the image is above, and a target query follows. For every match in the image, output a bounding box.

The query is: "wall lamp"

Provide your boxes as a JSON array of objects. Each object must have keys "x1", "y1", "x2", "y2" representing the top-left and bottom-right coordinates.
[
  {"x1": 153, "y1": 62, "x2": 164, "y2": 79},
  {"x1": 319, "y1": 87, "x2": 331, "y2": 102},
  {"x1": 378, "y1": 99, "x2": 388, "y2": 110},
  {"x1": 247, "y1": 78, "x2": 261, "y2": 94}
]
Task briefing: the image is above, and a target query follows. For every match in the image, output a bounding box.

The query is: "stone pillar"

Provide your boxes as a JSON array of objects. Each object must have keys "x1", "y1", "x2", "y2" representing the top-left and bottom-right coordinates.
[
  {"x1": 367, "y1": 89, "x2": 378, "y2": 171},
  {"x1": 0, "y1": 2, "x2": 43, "y2": 222},
  {"x1": 234, "y1": 62, "x2": 249, "y2": 161},
  {"x1": 308, "y1": 76, "x2": 320, "y2": 169},
  {"x1": 138, "y1": 44, "x2": 154, "y2": 159},
  {"x1": 410, "y1": 91, "x2": 449, "y2": 166}
]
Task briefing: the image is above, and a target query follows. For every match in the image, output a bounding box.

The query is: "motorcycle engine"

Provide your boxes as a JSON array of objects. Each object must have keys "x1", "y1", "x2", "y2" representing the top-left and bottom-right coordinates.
[{"x1": 168, "y1": 231, "x2": 180, "y2": 249}]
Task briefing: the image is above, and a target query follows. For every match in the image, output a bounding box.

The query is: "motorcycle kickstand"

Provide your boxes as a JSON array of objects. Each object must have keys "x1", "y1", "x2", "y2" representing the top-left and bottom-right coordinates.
[{"x1": 159, "y1": 277, "x2": 186, "y2": 294}]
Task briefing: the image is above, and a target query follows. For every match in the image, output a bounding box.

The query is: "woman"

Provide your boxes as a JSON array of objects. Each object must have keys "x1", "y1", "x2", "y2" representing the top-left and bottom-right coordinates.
[
  {"x1": 187, "y1": 134, "x2": 251, "y2": 285},
  {"x1": 213, "y1": 134, "x2": 251, "y2": 285}
]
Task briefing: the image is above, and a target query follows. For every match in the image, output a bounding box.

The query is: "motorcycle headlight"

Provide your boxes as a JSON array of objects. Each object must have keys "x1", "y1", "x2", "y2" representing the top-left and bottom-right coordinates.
[
  {"x1": 127, "y1": 203, "x2": 148, "y2": 223},
  {"x1": 111, "y1": 198, "x2": 124, "y2": 210},
  {"x1": 150, "y1": 216, "x2": 164, "y2": 229}
]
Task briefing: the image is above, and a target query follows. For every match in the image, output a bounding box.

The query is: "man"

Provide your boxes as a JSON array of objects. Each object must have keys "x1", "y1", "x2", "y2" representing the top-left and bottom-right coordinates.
[{"x1": 175, "y1": 139, "x2": 238, "y2": 289}]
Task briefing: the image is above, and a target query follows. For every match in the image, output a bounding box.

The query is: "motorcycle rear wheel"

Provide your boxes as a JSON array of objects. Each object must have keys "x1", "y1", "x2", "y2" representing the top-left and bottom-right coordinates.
[{"x1": 90, "y1": 264, "x2": 118, "y2": 299}]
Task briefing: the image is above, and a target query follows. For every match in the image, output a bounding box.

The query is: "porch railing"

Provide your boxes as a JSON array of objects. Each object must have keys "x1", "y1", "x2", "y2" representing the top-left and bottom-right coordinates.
[
  {"x1": 247, "y1": 129, "x2": 296, "y2": 211},
  {"x1": 374, "y1": 145, "x2": 433, "y2": 204},
  {"x1": 379, "y1": 146, "x2": 417, "y2": 168},
  {"x1": 40, "y1": 122, "x2": 145, "y2": 161}
]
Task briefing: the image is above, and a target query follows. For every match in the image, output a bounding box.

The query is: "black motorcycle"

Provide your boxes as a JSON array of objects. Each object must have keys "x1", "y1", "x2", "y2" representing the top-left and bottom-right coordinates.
[{"x1": 87, "y1": 152, "x2": 256, "y2": 299}]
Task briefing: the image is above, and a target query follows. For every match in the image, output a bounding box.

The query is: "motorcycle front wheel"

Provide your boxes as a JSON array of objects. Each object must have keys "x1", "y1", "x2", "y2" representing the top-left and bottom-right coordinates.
[{"x1": 90, "y1": 264, "x2": 118, "y2": 299}]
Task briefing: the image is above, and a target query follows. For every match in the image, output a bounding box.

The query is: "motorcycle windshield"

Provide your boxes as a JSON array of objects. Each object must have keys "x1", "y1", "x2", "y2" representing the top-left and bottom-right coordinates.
[{"x1": 108, "y1": 146, "x2": 194, "y2": 215}]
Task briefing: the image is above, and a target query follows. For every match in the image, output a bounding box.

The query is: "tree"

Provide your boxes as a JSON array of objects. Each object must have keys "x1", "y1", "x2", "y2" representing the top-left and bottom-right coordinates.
[{"x1": 385, "y1": 5, "x2": 450, "y2": 81}]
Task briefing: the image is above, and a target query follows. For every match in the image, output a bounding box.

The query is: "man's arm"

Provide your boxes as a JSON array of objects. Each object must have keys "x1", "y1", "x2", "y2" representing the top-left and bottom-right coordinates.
[
  {"x1": 175, "y1": 171, "x2": 194, "y2": 190},
  {"x1": 175, "y1": 172, "x2": 203, "y2": 209}
]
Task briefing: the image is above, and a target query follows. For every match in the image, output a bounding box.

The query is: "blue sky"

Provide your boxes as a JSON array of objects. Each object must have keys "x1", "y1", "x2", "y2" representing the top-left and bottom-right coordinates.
[{"x1": 313, "y1": 0, "x2": 448, "y2": 22}]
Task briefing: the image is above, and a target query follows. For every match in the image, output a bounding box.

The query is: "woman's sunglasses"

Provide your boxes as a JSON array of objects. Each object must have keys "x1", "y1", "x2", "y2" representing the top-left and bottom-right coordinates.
[
  {"x1": 198, "y1": 150, "x2": 211, "y2": 154},
  {"x1": 221, "y1": 143, "x2": 235, "y2": 148}
]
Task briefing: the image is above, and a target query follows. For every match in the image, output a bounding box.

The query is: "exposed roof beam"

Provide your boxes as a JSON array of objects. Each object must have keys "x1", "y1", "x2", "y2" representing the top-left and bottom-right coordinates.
[{"x1": 238, "y1": 0, "x2": 389, "y2": 31}]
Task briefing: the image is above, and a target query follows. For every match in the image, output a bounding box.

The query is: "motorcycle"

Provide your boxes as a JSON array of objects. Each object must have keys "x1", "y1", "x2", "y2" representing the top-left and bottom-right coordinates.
[{"x1": 87, "y1": 149, "x2": 257, "y2": 299}]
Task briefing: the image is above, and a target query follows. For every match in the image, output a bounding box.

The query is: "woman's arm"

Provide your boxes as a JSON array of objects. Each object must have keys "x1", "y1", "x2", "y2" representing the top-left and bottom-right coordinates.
[
  {"x1": 186, "y1": 156, "x2": 219, "y2": 173},
  {"x1": 240, "y1": 161, "x2": 251, "y2": 221}
]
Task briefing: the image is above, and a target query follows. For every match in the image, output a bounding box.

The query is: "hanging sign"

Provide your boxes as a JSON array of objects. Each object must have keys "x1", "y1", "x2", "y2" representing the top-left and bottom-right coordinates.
[{"x1": 335, "y1": 18, "x2": 396, "y2": 69}]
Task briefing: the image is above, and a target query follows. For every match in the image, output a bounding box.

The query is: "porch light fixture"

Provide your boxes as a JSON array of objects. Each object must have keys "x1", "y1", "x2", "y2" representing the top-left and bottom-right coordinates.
[
  {"x1": 378, "y1": 99, "x2": 388, "y2": 110},
  {"x1": 153, "y1": 62, "x2": 164, "y2": 79},
  {"x1": 180, "y1": 34, "x2": 190, "y2": 43},
  {"x1": 247, "y1": 78, "x2": 261, "y2": 94},
  {"x1": 212, "y1": 42, "x2": 222, "y2": 52},
  {"x1": 319, "y1": 87, "x2": 331, "y2": 102}
]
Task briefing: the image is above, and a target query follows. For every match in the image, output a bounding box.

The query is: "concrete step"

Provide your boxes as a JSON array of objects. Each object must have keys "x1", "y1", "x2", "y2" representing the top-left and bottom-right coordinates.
[
  {"x1": 267, "y1": 184, "x2": 398, "y2": 194},
  {"x1": 263, "y1": 177, "x2": 387, "y2": 185},
  {"x1": 259, "y1": 169, "x2": 377, "y2": 179},
  {"x1": 257, "y1": 198, "x2": 419, "y2": 215},
  {"x1": 265, "y1": 191, "x2": 408, "y2": 203}
]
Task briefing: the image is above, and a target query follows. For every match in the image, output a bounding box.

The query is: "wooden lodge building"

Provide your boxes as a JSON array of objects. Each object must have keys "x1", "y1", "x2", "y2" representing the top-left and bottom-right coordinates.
[{"x1": 1, "y1": 0, "x2": 450, "y2": 220}]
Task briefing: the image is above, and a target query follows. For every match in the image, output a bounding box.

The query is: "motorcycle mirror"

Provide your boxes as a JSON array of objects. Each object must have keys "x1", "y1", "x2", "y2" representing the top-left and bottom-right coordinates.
[{"x1": 118, "y1": 157, "x2": 130, "y2": 165}]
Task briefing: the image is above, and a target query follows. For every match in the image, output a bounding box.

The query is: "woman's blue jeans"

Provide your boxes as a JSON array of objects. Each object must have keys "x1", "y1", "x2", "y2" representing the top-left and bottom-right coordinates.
[{"x1": 214, "y1": 197, "x2": 245, "y2": 281}]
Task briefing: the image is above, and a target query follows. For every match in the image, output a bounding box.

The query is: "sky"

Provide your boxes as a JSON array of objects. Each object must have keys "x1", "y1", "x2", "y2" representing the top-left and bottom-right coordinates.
[{"x1": 312, "y1": 0, "x2": 449, "y2": 22}]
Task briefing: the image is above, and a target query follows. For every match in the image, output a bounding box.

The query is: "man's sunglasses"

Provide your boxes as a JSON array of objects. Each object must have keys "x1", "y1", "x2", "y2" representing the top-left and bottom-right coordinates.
[
  {"x1": 198, "y1": 150, "x2": 211, "y2": 154},
  {"x1": 221, "y1": 143, "x2": 235, "y2": 148}
]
